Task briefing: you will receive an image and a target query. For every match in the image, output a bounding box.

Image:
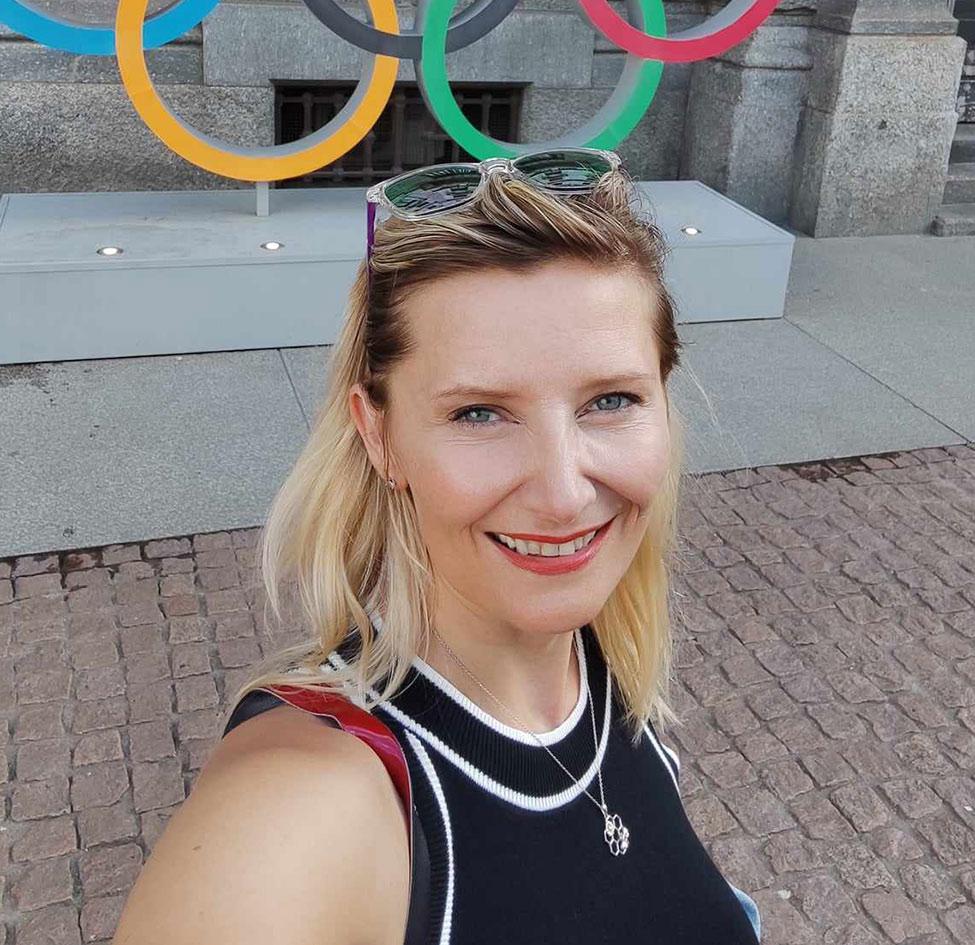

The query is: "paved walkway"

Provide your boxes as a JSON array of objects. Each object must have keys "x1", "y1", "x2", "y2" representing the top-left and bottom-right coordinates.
[{"x1": 2, "y1": 441, "x2": 974, "y2": 944}]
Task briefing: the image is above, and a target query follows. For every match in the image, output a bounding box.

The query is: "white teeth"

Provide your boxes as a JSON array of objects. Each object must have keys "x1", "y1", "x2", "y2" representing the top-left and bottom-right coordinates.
[{"x1": 494, "y1": 528, "x2": 599, "y2": 558}]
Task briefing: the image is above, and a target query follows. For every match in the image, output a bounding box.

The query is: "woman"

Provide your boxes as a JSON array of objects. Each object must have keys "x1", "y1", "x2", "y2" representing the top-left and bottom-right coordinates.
[{"x1": 112, "y1": 149, "x2": 762, "y2": 944}]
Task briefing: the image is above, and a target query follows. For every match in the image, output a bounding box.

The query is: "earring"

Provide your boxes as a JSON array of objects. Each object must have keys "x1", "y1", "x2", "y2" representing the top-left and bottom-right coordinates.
[{"x1": 387, "y1": 477, "x2": 396, "y2": 490}]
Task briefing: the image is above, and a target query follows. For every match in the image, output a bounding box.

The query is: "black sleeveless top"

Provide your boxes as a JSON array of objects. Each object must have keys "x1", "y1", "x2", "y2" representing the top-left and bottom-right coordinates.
[{"x1": 222, "y1": 625, "x2": 762, "y2": 944}]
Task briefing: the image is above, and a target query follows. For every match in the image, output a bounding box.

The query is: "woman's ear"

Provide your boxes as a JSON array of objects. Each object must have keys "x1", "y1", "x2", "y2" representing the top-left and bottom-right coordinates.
[{"x1": 349, "y1": 382, "x2": 403, "y2": 486}]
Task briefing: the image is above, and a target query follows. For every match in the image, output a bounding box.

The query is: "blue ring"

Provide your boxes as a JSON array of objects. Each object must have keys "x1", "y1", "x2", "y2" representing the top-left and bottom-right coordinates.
[{"x1": 0, "y1": 0, "x2": 219, "y2": 55}]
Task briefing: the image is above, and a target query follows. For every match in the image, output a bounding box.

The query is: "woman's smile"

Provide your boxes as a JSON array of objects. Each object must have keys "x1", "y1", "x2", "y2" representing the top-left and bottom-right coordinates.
[{"x1": 486, "y1": 515, "x2": 616, "y2": 575}]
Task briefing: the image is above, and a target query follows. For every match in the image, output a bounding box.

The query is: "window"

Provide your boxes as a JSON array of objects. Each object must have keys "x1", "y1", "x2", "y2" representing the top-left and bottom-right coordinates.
[{"x1": 274, "y1": 81, "x2": 524, "y2": 187}]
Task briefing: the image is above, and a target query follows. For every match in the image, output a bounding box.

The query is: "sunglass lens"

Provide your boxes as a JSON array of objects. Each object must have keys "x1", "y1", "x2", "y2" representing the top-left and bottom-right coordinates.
[
  {"x1": 512, "y1": 150, "x2": 613, "y2": 191},
  {"x1": 385, "y1": 166, "x2": 482, "y2": 215}
]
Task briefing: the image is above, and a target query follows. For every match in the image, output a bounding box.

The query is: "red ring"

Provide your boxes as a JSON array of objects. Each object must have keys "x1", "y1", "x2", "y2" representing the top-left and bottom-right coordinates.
[{"x1": 576, "y1": 0, "x2": 779, "y2": 63}]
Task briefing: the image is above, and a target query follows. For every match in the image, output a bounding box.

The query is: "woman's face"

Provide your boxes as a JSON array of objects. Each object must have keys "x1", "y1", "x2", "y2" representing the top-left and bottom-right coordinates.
[{"x1": 352, "y1": 259, "x2": 672, "y2": 639}]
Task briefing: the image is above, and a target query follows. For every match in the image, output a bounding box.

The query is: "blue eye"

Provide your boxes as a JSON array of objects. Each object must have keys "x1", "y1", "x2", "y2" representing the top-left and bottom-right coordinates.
[
  {"x1": 451, "y1": 406, "x2": 499, "y2": 426},
  {"x1": 450, "y1": 391, "x2": 643, "y2": 427},
  {"x1": 591, "y1": 392, "x2": 639, "y2": 412}
]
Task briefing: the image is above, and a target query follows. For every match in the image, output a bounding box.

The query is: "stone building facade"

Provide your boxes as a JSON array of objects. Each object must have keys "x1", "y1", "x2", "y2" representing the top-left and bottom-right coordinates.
[{"x1": 0, "y1": 0, "x2": 971, "y2": 236}]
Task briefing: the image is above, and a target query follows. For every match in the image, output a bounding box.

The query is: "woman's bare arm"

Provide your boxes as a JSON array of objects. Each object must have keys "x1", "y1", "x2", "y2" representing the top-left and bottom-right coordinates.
[{"x1": 111, "y1": 704, "x2": 411, "y2": 945}]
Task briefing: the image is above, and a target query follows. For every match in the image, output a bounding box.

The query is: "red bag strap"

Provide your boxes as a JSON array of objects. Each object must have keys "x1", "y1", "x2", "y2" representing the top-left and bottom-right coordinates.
[{"x1": 258, "y1": 684, "x2": 413, "y2": 864}]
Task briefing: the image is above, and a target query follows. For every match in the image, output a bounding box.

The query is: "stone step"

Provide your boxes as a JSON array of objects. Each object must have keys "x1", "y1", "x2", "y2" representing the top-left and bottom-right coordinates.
[
  {"x1": 932, "y1": 203, "x2": 975, "y2": 236},
  {"x1": 944, "y1": 162, "x2": 975, "y2": 204},
  {"x1": 951, "y1": 124, "x2": 975, "y2": 164}
]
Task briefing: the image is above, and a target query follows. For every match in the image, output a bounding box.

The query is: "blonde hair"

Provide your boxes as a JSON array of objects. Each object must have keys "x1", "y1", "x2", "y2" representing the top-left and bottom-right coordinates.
[{"x1": 226, "y1": 168, "x2": 687, "y2": 746}]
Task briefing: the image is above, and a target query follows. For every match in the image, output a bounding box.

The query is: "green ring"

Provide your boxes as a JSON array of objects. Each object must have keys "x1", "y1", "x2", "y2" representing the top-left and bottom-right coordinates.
[{"x1": 417, "y1": 0, "x2": 667, "y2": 159}]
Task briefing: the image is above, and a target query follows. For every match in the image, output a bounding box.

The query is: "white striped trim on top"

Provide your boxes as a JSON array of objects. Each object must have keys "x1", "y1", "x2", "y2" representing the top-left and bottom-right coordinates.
[
  {"x1": 406, "y1": 733, "x2": 454, "y2": 945},
  {"x1": 642, "y1": 723, "x2": 680, "y2": 793},
  {"x1": 410, "y1": 628, "x2": 589, "y2": 746},
  {"x1": 326, "y1": 648, "x2": 614, "y2": 812}
]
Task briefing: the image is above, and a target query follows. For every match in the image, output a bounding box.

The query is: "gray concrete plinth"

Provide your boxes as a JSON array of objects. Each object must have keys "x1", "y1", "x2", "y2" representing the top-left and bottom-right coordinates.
[{"x1": 790, "y1": 0, "x2": 968, "y2": 236}]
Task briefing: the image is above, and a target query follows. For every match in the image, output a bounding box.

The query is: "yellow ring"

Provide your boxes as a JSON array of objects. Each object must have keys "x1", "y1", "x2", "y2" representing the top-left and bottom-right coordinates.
[{"x1": 115, "y1": 0, "x2": 399, "y2": 181}]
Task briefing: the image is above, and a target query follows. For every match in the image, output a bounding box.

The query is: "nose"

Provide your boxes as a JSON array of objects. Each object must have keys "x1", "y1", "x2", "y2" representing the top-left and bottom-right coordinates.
[{"x1": 519, "y1": 412, "x2": 597, "y2": 530}]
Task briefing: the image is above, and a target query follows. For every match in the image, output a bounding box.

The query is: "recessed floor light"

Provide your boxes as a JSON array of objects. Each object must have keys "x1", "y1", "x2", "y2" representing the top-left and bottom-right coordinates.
[
  {"x1": 680, "y1": 226, "x2": 701, "y2": 236},
  {"x1": 97, "y1": 246, "x2": 123, "y2": 256},
  {"x1": 260, "y1": 241, "x2": 283, "y2": 251}
]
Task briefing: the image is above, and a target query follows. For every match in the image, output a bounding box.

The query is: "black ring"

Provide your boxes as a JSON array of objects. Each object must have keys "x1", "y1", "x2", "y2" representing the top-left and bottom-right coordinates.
[{"x1": 299, "y1": 0, "x2": 519, "y2": 58}]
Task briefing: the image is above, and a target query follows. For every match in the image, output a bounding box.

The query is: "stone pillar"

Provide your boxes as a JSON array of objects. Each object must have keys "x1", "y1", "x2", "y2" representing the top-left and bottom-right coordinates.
[
  {"x1": 680, "y1": 2, "x2": 815, "y2": 226},
  {"x1": 790, "y1": 0, "x2": 967, "y2": 236}
]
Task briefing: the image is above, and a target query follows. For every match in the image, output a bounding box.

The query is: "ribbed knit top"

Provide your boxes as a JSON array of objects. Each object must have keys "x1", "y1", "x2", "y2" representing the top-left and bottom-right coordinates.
[{"x1": 224, "y1": 624, "x2": 763, "y2": 944}]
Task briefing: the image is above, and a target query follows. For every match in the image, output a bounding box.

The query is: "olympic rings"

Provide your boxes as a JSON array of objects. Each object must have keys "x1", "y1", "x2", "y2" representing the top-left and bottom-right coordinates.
[
  {"x1": 301, "y1": 0, "x2": 519, "y2": 59},
  {"x1": 0, "y1": 0, "x2": 218, "y2": 55},
  {"x1": 114, "y1": 0, "x2": 398, "y2": 180},
  {"x1": 577, "y1": 0, "x2": 780, "y2": 63},
  {"x1": 2, "y1": 0, "x2": 779, "y2": 182},
  {"x1": 416, "y1": 0, "x2": 666, "y2": 159}
]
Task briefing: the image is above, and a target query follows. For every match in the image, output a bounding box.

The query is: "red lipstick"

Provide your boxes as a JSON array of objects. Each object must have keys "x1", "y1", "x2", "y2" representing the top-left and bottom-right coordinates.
[
  {"x1": 493, "y1": 520, "x2": 611, "y2": 544},
  {"x1": 488, "y1": 517, "x2": 615, "y2": 576}
]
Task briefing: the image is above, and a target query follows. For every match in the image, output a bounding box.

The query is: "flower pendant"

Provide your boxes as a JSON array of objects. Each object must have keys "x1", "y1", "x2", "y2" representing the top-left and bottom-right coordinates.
[{"x1": 603, "y1": 809, "x2": 630, "y2": 856}]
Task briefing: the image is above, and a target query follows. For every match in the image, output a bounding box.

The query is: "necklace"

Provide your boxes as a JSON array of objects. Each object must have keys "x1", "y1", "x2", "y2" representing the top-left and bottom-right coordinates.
[{"x1": 430, "y1": 627, "x2": 630, "y2": 857}]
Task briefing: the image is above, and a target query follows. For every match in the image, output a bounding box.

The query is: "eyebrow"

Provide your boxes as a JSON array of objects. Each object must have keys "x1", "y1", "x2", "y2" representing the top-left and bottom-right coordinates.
[{"x1": 432, "y1": 372, "x2": 657, "y2": 404}]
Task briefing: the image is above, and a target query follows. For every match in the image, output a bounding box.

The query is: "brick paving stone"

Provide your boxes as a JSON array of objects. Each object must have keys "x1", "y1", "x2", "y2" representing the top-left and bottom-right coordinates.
[
  {"x1": 684, "y1": 794, "x2": 739, "y2": 839},
  {"x1": 171, "y1": 642, "x2": 211, "y2": 677},
  {"x1": 78, "y1": 844, "x2": 142, "y2": 898},
  {"x1": 8, "y1": 555, "x2": 59, "y2": 578},
  {"x1": 76, "y1": 802, "x2": 139, "y2": 848},
  {"x1": 17, "y1": 902, "x2": 82, "y2": 945},
  {"x1": 173, "y1": 675, "x2": 218, "y2": 712},
  {"x1": 761, "y1": 759, "x2": 814, "y2": 801},
  {"x1": 10, "y1": 817, "x2": 78, "y2": 862},
  {"x1": 128, "y1": 720, "x2": 176, "y2": 762},
  {"x1": 830, "y1": 838, "x2": 897, "y2": 889},
  {"x1": 862, "y1": 890, "x2": 940, "y2": 942},
  {"x1": 80, "y1": 894, "x2": 126, "y2": 942},
  {"x1": 71, "y1": 697, "x2": 127, "y2": 734},
  {"x1": 830, "y1": 784, "x2": 892, "y2": 832},
  {"x1": 126, "y1": 681, "x2": 173, "y2": 723},
  {"x1": 116, "y1": 562, "x2": 155, "y2": 584},
  {"x1": 114, "y1": 580, "x2": 159, "y2": 608},
  {"x1": 70, "y1": 762, "x2": 129, "y2": 811},
  {"x1": 2, "y1": 446, "x2": 974, "y2": 943},
  {"x1": 159, "y1": 573, "x2": 194, "y2": 597},
  {"x1": 796, "y1": 872, "x2": 860, "y2": 927},
  {"x1": 879, "y1": 778, "x2": 945, "y2": 819},
  {"x1": 72, "y1": 730, "x2": 123, "y2": 767},
  {"x1": 11, "y1": 776, "x2": 70, "y2": 820},
  {"x1": 74, "y1": 665, "x2": 126, "y2": 702},
  {"x1": 14, "y1": 703, "x2": 65, "y2": 742},
  {"x1": 900, "y1": 862, "x2": 966, "y2": 911},
  {"x1": 16, "y1": 738, "x2": 72, "y2": 780},
  {"x1": 11, "y1": 855, "x2": 74, "y2": 911},
  {"x1": 159, "y1": 555, "x2": 194, "y2": 575},
  {"x1": 131, "y1": 758, "x2": 185, "y2": 812},
  {"x1": 917, "y1": 813, "x2": 975, "y2": 867},
  {"x1": 144, "y1": 538, "x2": 191, "y2": 559},
  {"x1": 193, "y1": 532, "x2": 233, "y2": 552}
]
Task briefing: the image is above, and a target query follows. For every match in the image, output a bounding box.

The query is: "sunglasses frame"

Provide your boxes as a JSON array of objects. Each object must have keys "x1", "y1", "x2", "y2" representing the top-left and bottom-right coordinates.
[{"x1": 365, "y1": 146, "x2": 622, "y2": 222}]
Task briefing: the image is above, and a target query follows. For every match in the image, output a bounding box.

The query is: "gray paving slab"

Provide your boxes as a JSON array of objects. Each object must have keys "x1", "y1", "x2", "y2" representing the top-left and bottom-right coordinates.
[
  {"x1": 279, "y1": 345, "x2": 331, "y2": 426},
  {"x1": 0, "y1": 350, "x2": 308, "y2": 559},
  {"x1": 784, "y1": 235, "x2": 975, "y2": 440},
  {"x1": 670, "y1": 317, "x2": 964, "y2": 475}
]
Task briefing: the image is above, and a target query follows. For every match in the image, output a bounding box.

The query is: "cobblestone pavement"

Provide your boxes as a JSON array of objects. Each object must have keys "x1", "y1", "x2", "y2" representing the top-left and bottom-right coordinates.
[{"x1": 1, "y1": 443, "x2": 974, "y2": 945}]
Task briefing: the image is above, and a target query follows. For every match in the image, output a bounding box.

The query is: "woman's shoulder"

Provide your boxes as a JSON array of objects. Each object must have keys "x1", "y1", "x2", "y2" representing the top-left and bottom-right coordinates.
[{"x1": 112, "y1": 696, "x2": 410, "y2": 945}]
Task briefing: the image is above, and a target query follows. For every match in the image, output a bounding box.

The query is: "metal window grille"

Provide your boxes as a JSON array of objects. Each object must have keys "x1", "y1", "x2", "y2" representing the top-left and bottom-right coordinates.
[{"x1": 274, "y1": 81, "x2": 524, "y2": 187}]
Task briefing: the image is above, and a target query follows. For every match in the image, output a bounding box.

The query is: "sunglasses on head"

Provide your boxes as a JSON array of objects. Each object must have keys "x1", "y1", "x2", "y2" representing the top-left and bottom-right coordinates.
[{"x1": 364, "y1": 147, "x2": 623, "y2": 270}]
